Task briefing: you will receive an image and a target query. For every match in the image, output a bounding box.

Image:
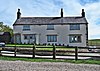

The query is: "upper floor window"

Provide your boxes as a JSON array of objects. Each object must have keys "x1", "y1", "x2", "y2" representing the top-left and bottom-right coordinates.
[
  {"x1": 47, "y1": 24, "x2": 54, "y2": 30},
  {"x1": 70, "y1": 24, "x2": 80, "y2": 30},
  {"x1": 23, "y1": 25, "x2": 30, "y2": 31},
  {"x1": 24, "y1": 34, "x2": 35, "y2": 40}
]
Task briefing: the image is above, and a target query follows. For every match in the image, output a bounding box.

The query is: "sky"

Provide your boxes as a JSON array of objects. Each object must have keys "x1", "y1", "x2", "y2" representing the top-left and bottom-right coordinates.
[{"x1": 0, "y1": 0, "x2": 100, "y2": 39}]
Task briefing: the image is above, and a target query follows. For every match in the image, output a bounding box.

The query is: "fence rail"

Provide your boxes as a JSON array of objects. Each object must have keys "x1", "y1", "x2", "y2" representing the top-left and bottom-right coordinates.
[{"x1": 0, "y1": 45, "x2": 100, "y2": 60}]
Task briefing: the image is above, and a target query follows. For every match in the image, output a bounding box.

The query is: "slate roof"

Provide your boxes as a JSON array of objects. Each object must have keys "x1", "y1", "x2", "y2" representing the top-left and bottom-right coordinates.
[{"x1": 13, "y1": 16, "x2": 88, "y2": 25}]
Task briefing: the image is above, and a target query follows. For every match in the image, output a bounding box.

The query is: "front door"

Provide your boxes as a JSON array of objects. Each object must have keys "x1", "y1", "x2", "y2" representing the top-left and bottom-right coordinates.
[{"x1": 15, "y1": 34, "x2": 21, "y2": 44}]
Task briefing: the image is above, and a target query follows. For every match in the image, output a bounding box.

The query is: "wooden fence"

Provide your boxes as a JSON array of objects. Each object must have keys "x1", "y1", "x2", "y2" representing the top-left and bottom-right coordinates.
[{"x1": 0, "y1": 45, "x2": 100, "y2": 60}]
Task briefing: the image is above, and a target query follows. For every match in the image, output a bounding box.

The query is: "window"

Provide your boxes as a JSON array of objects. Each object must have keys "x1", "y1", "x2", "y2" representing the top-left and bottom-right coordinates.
[
  {"x1": 30, "y1": 35, "x2": 35, "y2": 39},
  {"x1": 24, "y1": 35, "x2": 27, "y2": 39},
  {"x1": 70, "y1": 24, "x2": 80, "y2": 30},
  {"x1": 69, "y1": 35, "x2": 81, "y2": 43},
  {"x1": 30, "y1": 36, "x2": 32, "y2": 39},
  {"x1": 47, "y1": 35, "x2": 57, "y2": 42},
  {"x1": 47, "y1": 24, "x2": 54, "y2": 30},
  {"x1": 23, "y1": 25, "x2": 30, "y2": 31}
]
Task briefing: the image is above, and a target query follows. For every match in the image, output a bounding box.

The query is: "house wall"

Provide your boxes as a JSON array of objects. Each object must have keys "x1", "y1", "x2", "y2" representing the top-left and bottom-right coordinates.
[{"x1": 13, "y1": 24, "x2": 86, "y2": 47}]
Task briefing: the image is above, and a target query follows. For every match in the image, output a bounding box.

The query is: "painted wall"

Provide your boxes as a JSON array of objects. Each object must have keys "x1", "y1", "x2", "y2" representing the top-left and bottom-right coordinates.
[{"x1": 13, "y1": 24, "x2": 87, "y2": 47}]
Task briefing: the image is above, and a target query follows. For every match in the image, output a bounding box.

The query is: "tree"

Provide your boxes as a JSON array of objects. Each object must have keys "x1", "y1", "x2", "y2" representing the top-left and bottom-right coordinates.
[{"x1": 0, "y1": 22, "x2": 13, "y2": 37}]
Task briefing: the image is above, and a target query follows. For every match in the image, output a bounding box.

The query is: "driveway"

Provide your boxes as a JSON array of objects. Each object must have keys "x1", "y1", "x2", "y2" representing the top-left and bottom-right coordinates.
[{"x1": 0, "y1": 60, "x2": 100, "y2": 71}]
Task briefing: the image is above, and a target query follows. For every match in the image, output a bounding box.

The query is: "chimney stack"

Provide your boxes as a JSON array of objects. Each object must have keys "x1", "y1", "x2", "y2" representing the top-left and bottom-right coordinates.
[
  {"x1": 17, "y1": 9, "x2": 21, "y2": 19},
  {"x1": 61, "y1": 8, "x2": 63, "y2": 17},
  {"x1": 81, "y1": 9, "x2": 85, "y2": 17}
]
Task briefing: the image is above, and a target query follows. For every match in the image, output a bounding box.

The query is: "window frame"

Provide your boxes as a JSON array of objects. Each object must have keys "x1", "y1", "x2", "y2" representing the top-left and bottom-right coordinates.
[
  {"x1": 70, "y1": 24, "x2": 80, "y2": 30},
  {"x1": 47, "y1": 35, "x2": 57, "y2": 42},
  {"x1": 47, "y1": 24, "x2": 54, "y2": 30},
  {"x1": 69, "y1": 34, "x2": 81, "y2": 43},
  {"x1": 24, "y1": 35, "x2": 28, "y2": 39},
  {"x1": 23, "y1": 25, "x2": 30, "y2": 31}
]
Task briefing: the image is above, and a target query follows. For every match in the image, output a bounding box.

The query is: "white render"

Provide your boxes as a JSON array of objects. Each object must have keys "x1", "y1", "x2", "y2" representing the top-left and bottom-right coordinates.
[
  {"x1": 13, "y1": 24, "x2": 87, "y2": 47},
  {"x1": 13, "y1": 8, "x2": 88, "y2": 47}
]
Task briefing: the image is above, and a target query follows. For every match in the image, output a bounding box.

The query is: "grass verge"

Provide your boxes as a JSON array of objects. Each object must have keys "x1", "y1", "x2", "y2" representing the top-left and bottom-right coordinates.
[
  {"x1": 0, "y1": 56, "x2": 100, "y2": 65},
  {"x1": 5, "y1": 44, "x2": 75, "y2": 51},
  {"x1": 6, "y1": 44, "x2": 33, "y2": 47}
]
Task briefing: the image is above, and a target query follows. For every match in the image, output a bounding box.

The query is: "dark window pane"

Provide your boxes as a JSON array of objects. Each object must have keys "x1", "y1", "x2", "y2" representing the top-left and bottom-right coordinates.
[
  {"x1": 23, "y1": 25, "x2": 30, "y2": 31},
  {"x1": 70, "y1": 24, "x2": 80, "y2": 30},
  {"x1": 47, "y1": 35, "x2": 57, "y2": 42},
  {"x1": 47, "y1": 24, "x2": 54, "y2": 30},
  {"x1": 24, "y1": 35, "x2": 27, "y2": 39},
  {"x1": 69, "y1": 35, "x2": 81, "y2": 43}
]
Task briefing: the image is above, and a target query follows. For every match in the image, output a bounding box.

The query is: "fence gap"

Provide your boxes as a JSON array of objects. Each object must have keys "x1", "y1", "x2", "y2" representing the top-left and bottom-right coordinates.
[{"x1": 14, "y1": 46, "x2": 17, "y2": 57}]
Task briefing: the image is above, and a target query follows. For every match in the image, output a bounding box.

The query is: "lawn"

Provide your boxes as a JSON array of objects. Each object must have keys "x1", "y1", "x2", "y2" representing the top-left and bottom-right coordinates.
[
  {"x1": 0, "y1": 56, "x2": 100, "y2": 65},
  {"x1": 1, "y1": 44, "x2": 100, "y2": 65},
  {"x1": 6, "y1": 44, "x2": 33, "y2": 47},
  {"x1": 88, "y1": 39, "x2": 100, "y2": 46},
  {"x1": 5, "y1": 44, "x2": 75, "y2": 51}
]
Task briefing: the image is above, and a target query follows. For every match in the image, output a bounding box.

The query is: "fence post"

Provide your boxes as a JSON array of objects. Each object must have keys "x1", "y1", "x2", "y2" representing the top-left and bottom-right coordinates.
[
  {"x1": 53, "y1": 45, "x2": 56, "y2": 59},
  {"x1": 0, "y1": 49, "x2": 1, "y2": 56},
  {"x1": 32, "y1": 45, "x2": 36, "y2": 58},
  {"x1": 14, "y1": 46, "x2": 17, "y2": 57},
  {"x1": 0, "y1": 47, "x2": 2, "y2": 56},
  {"x1": 75, "y1": 46, "x2": 78, "y2": 61},
  {"x1": 0, "y1": 50, "x2": 1, "y2": 56}
]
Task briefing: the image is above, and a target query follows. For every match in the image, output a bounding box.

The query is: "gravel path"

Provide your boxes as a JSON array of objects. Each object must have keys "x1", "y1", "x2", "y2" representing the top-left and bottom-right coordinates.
[{"x1": 0, "y1": 60, "x2": 100, "y2": 71}]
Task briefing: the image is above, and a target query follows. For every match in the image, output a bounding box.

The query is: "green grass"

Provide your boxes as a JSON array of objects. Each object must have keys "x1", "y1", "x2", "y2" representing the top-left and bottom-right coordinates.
[
  {"x1": 0, "y1": 56, "x2": 100, "y2": 65},
  {"x1": 5, "y1": 44, "x2": 74, "y2": 51},
  {"x1": 6, "y1": 44, "x2": 33, "y2": 47},
  {"x1": 88, "y1": 39, "x2": 100, "y2": 46},
  {"x1": 0, "y1": 56, "x2": 65, "y2": 62},
  {"x1": 36, "y1": 48, "x2": 53, "y2": 51},
  {"x1": 0, "y1": 48, "x2": 2, "y2": 50}
]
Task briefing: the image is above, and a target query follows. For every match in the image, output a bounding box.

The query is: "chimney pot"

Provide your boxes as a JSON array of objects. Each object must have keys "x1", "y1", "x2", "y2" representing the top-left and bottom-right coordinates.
[
  {"x1": 61, "y1": 8, "x2": 63, "y2": 17},
  {"x1": 17, "y1": 8, "x2": 21, "y2": 19},
  {"x1": 81, "y1": 9, "x2": 85, "y2": 17}
]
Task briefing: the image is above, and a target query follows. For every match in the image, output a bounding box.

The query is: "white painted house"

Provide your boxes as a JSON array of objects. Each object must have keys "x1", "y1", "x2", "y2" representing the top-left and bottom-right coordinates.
[{"x1": 13, "y1": 8, "x2": 88, "y2": 47}]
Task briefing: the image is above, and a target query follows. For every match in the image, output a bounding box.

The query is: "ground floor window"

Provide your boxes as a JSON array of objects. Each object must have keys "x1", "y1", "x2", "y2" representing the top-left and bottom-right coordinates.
[
  {"x1": 69, "y1": 34, "x2": 81, "y2": 43},
  {"x1": 24, "y1": 35, "x2": 28, "y2": 39},
  {"x1": 24, "y1": 34, "x2": 35, "y2": 40},
  {"x1": 47, "y1": 35, "x2": 57, "y2": 42},
  {"x1": 23, "y1": 34, "x2": 36, "y2": 44}
]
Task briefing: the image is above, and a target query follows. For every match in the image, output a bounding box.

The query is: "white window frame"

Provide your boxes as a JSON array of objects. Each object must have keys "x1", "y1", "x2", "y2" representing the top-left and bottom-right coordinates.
[
  {"x1": 70, "y1": 24, "x2": 80, "y2": 30},
  {"x1": 47, "y1": 24, "x2": 54, "y2": 30},
  {"x1": 47, "y1": 35, "x2": 57, "y2": 42},
  {"x1": 23, "y1": 25, "x2": 30, "y2": 31}
]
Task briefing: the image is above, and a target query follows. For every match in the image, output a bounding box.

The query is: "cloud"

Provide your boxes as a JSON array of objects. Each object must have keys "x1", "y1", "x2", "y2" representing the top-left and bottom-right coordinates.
[
  {"x1": 0, "y1": 0, "x2": 100, "y2": 39},
  {"x1": 83, "y1": 2, "x2": 100, "y2": 39},
  {"x1": 59, "y1": 0, "x2": 100, "y2": 39},
  {"x1": 79, "y1": 0, "x2": 100, "y2": 5},
  {"x1": 0, "y1": 0, "x2": 19, "y2": 27}
]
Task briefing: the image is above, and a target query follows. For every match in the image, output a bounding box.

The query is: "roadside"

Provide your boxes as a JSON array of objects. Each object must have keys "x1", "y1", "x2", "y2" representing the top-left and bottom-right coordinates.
[{"x1": 0, "y1": 60, "x2": 100, "y2": 71}]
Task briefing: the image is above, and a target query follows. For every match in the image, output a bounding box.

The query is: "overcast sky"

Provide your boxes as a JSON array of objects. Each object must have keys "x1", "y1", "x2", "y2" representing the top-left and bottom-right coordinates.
[{"x1": 0, "y1": 0, "x2": 100, "y2": 39}]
